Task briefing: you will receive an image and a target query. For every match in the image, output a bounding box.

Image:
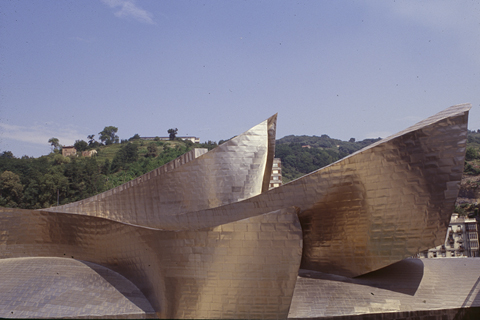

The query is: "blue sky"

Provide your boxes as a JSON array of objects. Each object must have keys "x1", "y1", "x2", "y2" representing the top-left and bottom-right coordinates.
[{"x1": 1, "y1": 0, "x2": 479, "y2": 157}]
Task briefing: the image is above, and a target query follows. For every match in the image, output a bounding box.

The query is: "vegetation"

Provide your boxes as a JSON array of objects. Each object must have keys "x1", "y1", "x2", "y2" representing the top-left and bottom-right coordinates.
[
  {"x1": 276, "y1": 135, "x2": 381, "y2": 182},
  {"x1": 462, "y1": 132, "x2": 480, "y2": 178},
  {"x1": 48, "y1": 137, "x2": 60, "y2": 151},
  {"x1": 74, "y1": 140, "x2": 88, "y2": 152},
  {"x1": 146, "y1": 142, "x2": 158, "y2": 157},
  {"x1": 99, "y1": 126, "x2": 119, "y2": 145},
  {"x1": 2, "y1": 128, "x2": 480, "y2": 215},
  {"x1": 0, "y1": 136, "x2": 197, "y2": 209},
  {"x1": 168, "y1": 128, "x2": 178, "y2": 140},
  {"x1": 87, "y1": 134, "x2": 100, "y2": 148},
  {"x1": 454, "y1": 130, "x2": 480, "y2": 218}
]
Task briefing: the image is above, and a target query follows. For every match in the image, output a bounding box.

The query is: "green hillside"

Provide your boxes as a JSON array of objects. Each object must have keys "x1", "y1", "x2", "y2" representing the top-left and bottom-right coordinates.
[
  {"x1": 0, "y1": 138, "x2": 217, "y2": 209},
  {"x1": 275, "y1": 135, "x2": 381, "y2": 182},
  {"x1": 1, "y1": 130, "x2": 480, "y2": 214}
]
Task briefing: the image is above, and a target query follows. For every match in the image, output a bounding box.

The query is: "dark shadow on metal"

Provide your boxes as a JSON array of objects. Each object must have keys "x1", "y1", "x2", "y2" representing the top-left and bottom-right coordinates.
[
  {"x1": 290, "y1": 307, "x2": 480, "y2": 320},
  {"x1": 298, "y1": 259, "x2": 424, "y2": 296},
  {"x1": 454, "y1": 276, "x2": 480, "y2": 320},
  {"x1": 354, "y1": 259, "x2": 424, "y2": 296},
  {"x1": 79, "y1": 260, "x2": 156, "y2": 316}
]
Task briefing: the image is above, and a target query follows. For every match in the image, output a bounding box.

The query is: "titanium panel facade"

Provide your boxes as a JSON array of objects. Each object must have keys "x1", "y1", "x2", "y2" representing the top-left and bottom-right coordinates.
[
  {"x1": 0, "y1": 207, "x2": 303, "y2": 319},
  {"x1": 156, "y1": 104, "x2": 470, "y2": 277},
  {"x1": 47, "y1": 115, "x2": 277, "y2": 227},
  {"x1": 0, "y1": 257, "x2": 155, "y2": 319},
  {"x1": 0, "y1": 104, "x2": 475, "y2": 318},
  {"x1": 288, "y1": 258, "x2": 480, "y2": 319}
]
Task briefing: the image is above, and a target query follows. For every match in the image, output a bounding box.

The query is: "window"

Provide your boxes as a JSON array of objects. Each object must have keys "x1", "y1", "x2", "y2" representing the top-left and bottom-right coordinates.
[{"x1": 467, "y1": 224, "x2": 478, "y2": 231}]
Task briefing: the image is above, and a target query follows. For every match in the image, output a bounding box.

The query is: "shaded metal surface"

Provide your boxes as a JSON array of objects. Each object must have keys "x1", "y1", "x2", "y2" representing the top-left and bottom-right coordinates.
[
  {"x1": 0, "y1": 207, "x2": 302, "y2": 319},
  {"x1": 289, "y1": 308, "x2": 480, "y2": 320},
  {"x1": 0, "y1": 104, "x2": 473, "y2": 318},
  {"x1": 157, "y1": 104, "x2": 470, "y2": 277},
  {"x1": 288, "y1": 258, "x2": 480, "y2": 318},
  {"x1": 0, "y1": 257, "x2": 155, "y2": 319},
  {"x1": 47, "y1": 115, "x2": 277, "y2": 227}
]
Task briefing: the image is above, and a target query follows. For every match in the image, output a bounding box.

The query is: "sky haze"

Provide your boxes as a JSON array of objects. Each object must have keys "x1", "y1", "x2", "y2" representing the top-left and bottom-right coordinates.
[{"x1": 1, "y1": 0, "x2": 479, "y2": 157}]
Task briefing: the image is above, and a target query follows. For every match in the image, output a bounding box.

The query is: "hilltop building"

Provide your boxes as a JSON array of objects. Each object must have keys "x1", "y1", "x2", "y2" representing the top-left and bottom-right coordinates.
[
  {"x1": 2, "y1": 105, "x2": 479, "y2": 319},
  {"x1": 61, "y1": 147, "x2": 97, "y2": 158},
  {"x1": 141, "y1": 136, "x2": 200, "y2": 143},
  {"x1": 81, "y1": 150, "x2": 97, "y2": 157},
  {"x1": 61, "y1": 146, "x2": 76, "y2": 157}
]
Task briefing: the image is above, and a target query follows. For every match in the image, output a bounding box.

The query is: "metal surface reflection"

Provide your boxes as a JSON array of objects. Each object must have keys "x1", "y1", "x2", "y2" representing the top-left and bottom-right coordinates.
[
  {"x1": 288, "y1": 258, "x2": 480, "y2": 319},
  {"x1": 47, "y1": 114, "x2": 277, "y2": 227},
  {"x1": 149, "y1": 104, "x2": 470, "y2": 277},
  {"x1": 0, "y1": 104, "x2": 473, "y2": 319},
  {"x1": 0, "y1": 207, "x2": 303, "y2": 319},
  {"x1": 0, "y1": 257, "x2": 156, "y2": 318}
]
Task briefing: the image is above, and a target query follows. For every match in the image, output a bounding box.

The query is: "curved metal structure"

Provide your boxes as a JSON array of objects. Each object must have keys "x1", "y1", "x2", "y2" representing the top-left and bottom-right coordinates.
[
  {"x1": 47, "y1": 114, "x2": 277, "y2": 227},
  {"x1": 0, "y1": 257, "x2": 156, "y2": 318},
  {"x1": 160, "y1": 104, "x2": 470, "y2": 277},
  {"x1": 0, "y1": 104, "x2": 474, "y2": 319},
  {"x1": 0, "y1": 206, "x2": 302, "y2": 319},
  {"x1": 288, "y1": 258, "x2": 480, "y2": 319}
]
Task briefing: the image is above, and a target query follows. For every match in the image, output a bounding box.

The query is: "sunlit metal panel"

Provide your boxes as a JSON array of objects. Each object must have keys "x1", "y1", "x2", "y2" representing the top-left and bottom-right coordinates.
[
  {"x1": 158, "y1": 104, "x2": 470, "y2": 277},
  {"x1": 46, "y1": 115, "x2": 276, "y2": 227},
  {"x1": 288, "y1": 258, "x2": 480, "y2": 318},
  {"x1": 0, "y1": 257, "x2": 155, "y2": 318},
  {"x1": 0, "y1": 104, "x2": 473, "y2": 318},
  {"x1": 0, "y1": 206, "x2": 302, "y2": 319}
]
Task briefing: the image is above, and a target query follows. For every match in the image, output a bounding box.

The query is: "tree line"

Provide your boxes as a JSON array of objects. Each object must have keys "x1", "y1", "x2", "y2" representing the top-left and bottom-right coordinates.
[
  {"x1": 2, "y1": 129, "x2": 480, "y2": 209},
  {"x1": 0, "y1": 123, "x2": 207, "y2": 209},
  {"x1": 0, "y1": 142, "x2": 201, "y2": 208},
  {"x1": 276, "y1": 135, "x2": 381, "y2": 181},
  {"x1": 48, "y1": 126, "x2": 182, "y2": 154}
]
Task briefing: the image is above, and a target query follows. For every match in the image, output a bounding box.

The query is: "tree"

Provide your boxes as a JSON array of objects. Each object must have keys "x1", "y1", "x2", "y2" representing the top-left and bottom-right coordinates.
[
  {"x1": 200, "y1": 140, "x2": 218, "y2": 151},
  {"x1": 53, "y1": 153, "x2": 71, "y2": 165},
  {"x1": 0, "y1": 151, "x2": 14, "y2": 159},
  {"x1": 102, "y1": 159, "x2": 111, "y2": 175},
  {"x1": 87, "y1": 134, "x2": 98, "y2": 147},
  {"x1": 48, "y1": 137, "x2": 60, "y2": 152},
  {"x1": 146, "y1": 142, "x2": 158, "y2": 157},
  {"x1": 74, "y1": 140, "x2": 89, "y2": 152},
  {"x1": 0, "y1": 170, "x2": 23, "y2": 207},
  {"x1": 99, "y1": 126, "x2": 119, "y2": 145},
  {"x1": 168, "y1": 128, "x2": 178, "y2": 140},
  {"x1": 111, "y1": 143, "x2": 139, "y2": 172},
  {"x1": 466, "y1": 146, "x2": 478, "y2": 161},
  {"x1": 129, "y1": 134, "x2": 141, "y2": 141},
  {"x1": 122, "y1": 143, "x2": 139, "y2": 163},
  {"x1": 37, "y1": 170, "x2": 69, "y2": 207}
]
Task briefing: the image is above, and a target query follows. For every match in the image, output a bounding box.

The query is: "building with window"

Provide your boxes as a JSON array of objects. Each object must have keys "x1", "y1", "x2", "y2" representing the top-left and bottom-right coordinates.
[
  {"x1": 419, "y1": 214, "x2": 479, "y2": 258},
  {"x1": 2, "y1": 105, "x2": 480, "y2": 319},
  {"x1": 61, "y1": 146, "x2": 76, "y2": 157},
  {"x1": 141, "y1": 136, "x2": 200, "y2": 143},
  {"x1": 269, "y1": 158, "x2": 282, "y2": 189}
]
